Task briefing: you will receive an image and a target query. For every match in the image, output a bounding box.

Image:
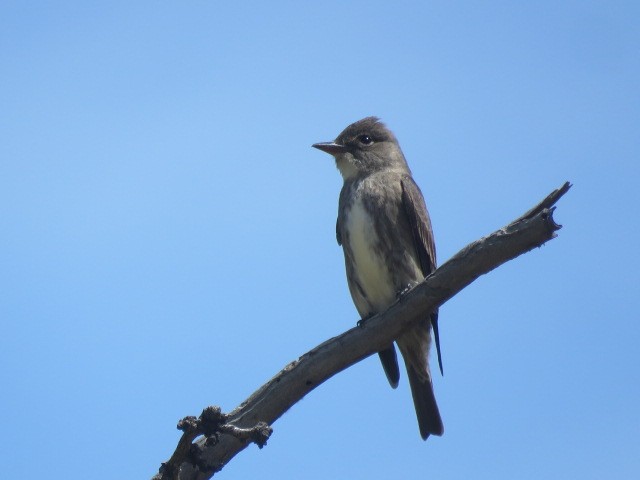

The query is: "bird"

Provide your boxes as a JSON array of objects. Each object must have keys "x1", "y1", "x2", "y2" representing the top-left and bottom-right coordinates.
[{"x1": 312, "y1": 117, "x2": 443, "y2": 440}]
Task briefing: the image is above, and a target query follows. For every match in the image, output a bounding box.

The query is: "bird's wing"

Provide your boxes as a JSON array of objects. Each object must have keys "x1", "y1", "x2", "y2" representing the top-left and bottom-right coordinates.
[
  {"x1": 336, "y1": 185, "x2": 349, "y2": 246},
  {"x1": 401, "y1": 177, "x2": 443, "y2": 375},
  {"x1": 400, "y1": 177, "x2": 436, "y2": 273}
]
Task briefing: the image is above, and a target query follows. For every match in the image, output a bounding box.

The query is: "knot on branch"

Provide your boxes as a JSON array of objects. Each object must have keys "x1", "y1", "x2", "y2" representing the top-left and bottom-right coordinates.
[
  {"x1": 199, "y1": 406, "x2": 227, "y2": 439},
  {"x1": 158, "y1": 406, "x2": 271, "y2": 479},
  {"x1": 219, "y1": 421, "x2": 273, "y2": 449},
  {"x1": 176, "y1": 406, "x2": 272, "y2": 447},
  {"x1": 176, "y1": 416, "x2": 199, "y2": 434},
  {"x1": 175, "y1": 406, "x2": 228, "y2": 447},
  {"x1": 176, "y1": 406, "x2": 226, "y2": 434},
  {"x1": 157, "y1": 461, "x2": 177, "y2": 479}
]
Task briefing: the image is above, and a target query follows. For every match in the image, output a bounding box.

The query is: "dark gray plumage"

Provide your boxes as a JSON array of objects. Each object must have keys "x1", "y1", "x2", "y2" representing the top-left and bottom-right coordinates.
[{"x1": 313, "y1": 117, "x2": 443, "y2": 440}]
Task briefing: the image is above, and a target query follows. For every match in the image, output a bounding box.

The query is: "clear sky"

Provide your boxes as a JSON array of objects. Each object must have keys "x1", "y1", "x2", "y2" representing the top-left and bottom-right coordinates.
[{"x1": 1, "y1": 2, "x2": 639, "y2": 479}]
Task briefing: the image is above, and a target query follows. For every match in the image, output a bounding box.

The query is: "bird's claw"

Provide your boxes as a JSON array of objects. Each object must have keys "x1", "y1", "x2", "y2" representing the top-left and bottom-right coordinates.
[
  {"x1": 357, "y1": 314, "x2": 374, "y2": 328},
  {"x1": 396, "y1": 284, "x2": 413, "y2": 299}
]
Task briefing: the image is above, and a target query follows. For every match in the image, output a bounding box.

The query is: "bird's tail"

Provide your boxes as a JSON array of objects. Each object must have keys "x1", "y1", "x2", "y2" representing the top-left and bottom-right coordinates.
[{"x1": 406, "y1": 365, "x2": 444, "y2": 440}]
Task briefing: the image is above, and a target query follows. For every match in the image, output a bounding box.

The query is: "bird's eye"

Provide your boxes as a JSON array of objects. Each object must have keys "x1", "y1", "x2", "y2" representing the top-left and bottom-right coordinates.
[{"x1": 358, "y1": 135, "x2": 373, "y2": 145}]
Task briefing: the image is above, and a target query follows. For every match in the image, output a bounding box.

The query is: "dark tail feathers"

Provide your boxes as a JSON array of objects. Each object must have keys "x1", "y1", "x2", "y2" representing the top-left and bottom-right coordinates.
[
  {"x1": 378, "y1": 345, "x2": 400, "y2": 389},
  {"x1": 406, "y1": 365, "x2": 444, "y2": 440}
]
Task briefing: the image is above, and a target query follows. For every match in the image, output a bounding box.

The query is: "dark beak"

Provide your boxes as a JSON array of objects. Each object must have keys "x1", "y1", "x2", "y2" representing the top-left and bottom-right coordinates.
[{"x1": 312, "y1": 142, "x2": 347, "y2": 155}]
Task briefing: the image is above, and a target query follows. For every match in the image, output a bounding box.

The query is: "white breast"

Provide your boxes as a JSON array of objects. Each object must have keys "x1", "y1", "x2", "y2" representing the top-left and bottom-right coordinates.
[{"x1": 345, "y1": 198, "x2": 396, "y2": 310}]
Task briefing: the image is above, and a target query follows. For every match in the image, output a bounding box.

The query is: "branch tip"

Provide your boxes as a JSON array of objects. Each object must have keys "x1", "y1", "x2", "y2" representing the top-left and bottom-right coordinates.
[
  {"x1": 518, "y1": 181, "x2": 572, "y2": 222},
  {"x1": 177, "y1": 416, "x2": 199, "y2": 433}
]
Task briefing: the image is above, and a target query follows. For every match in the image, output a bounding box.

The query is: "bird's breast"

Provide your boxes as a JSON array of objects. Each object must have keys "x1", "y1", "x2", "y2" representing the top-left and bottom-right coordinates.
[{"x1": 343, "y1": 197, "x2": 396, "y2": 311}]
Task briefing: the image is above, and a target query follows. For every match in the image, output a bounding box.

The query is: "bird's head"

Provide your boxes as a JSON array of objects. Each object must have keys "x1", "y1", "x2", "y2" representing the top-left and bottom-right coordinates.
[{"x1": 313, "y1": 117, "x2": 410, "y2": 180}]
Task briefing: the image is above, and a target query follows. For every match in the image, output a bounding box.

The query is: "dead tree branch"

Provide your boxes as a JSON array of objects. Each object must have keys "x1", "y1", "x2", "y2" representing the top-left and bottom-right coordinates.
[{"x1": 153, "y1": 181, "x2": 571, "y2": 480}]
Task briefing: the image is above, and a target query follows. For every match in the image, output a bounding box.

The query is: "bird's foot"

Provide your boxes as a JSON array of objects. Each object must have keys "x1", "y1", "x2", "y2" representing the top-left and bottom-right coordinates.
[
  {"x1": 357, "y1": 314, "x2": 374, "y2": 328},
  {"x1": 396, "y1": 284, "x2": 414, "y2": 299}
]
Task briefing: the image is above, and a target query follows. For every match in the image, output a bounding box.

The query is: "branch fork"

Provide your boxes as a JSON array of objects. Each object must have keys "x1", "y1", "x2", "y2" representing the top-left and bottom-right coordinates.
[{"x1": 158, "y1": 407, "x2": 272, "y2": 479}]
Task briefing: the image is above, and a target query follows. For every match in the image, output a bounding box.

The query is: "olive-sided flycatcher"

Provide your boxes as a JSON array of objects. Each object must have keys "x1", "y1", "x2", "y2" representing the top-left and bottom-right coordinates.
[{"x1": 312, "y1": 117, "x2": 443, "y2": 440}]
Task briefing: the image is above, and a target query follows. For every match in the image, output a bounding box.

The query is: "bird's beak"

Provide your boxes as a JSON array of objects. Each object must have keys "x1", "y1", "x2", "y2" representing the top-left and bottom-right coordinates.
[{"x1": 312, "y1": 142, "x2": 347, "y2": 156}]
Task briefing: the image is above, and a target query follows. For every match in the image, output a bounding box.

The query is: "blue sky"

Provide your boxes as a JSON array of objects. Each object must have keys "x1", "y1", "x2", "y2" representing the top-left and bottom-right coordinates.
[{"x1": 1, "y1": 1, "x2": 639, "y2": 479}]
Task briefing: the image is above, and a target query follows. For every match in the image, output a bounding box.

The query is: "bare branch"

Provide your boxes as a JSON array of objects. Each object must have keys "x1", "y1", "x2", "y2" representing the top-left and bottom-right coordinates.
[
  {"x1": 517, "y1": 180, "x2": 571, "y2": 222},
  {"x1": 153, "y1": 181, "x2": 571, "y2": 480}
]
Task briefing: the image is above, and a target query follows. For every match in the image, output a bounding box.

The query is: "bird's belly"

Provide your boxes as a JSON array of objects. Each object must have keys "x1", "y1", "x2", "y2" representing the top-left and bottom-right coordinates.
[{"x1": 345, "y1": 199, "x2": 396, "y2": 311}]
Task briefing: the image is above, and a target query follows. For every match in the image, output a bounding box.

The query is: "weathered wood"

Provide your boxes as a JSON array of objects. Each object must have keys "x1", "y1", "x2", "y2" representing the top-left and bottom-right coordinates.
[{"x1": 153, "y1": 181, "x2": 571, "y2": 480}]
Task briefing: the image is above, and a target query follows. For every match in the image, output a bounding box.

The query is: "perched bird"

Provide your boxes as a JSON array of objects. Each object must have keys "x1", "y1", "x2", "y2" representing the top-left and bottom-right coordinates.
[{"x1": 312, "y1": 117, "x2": 443, "y2": 440}]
